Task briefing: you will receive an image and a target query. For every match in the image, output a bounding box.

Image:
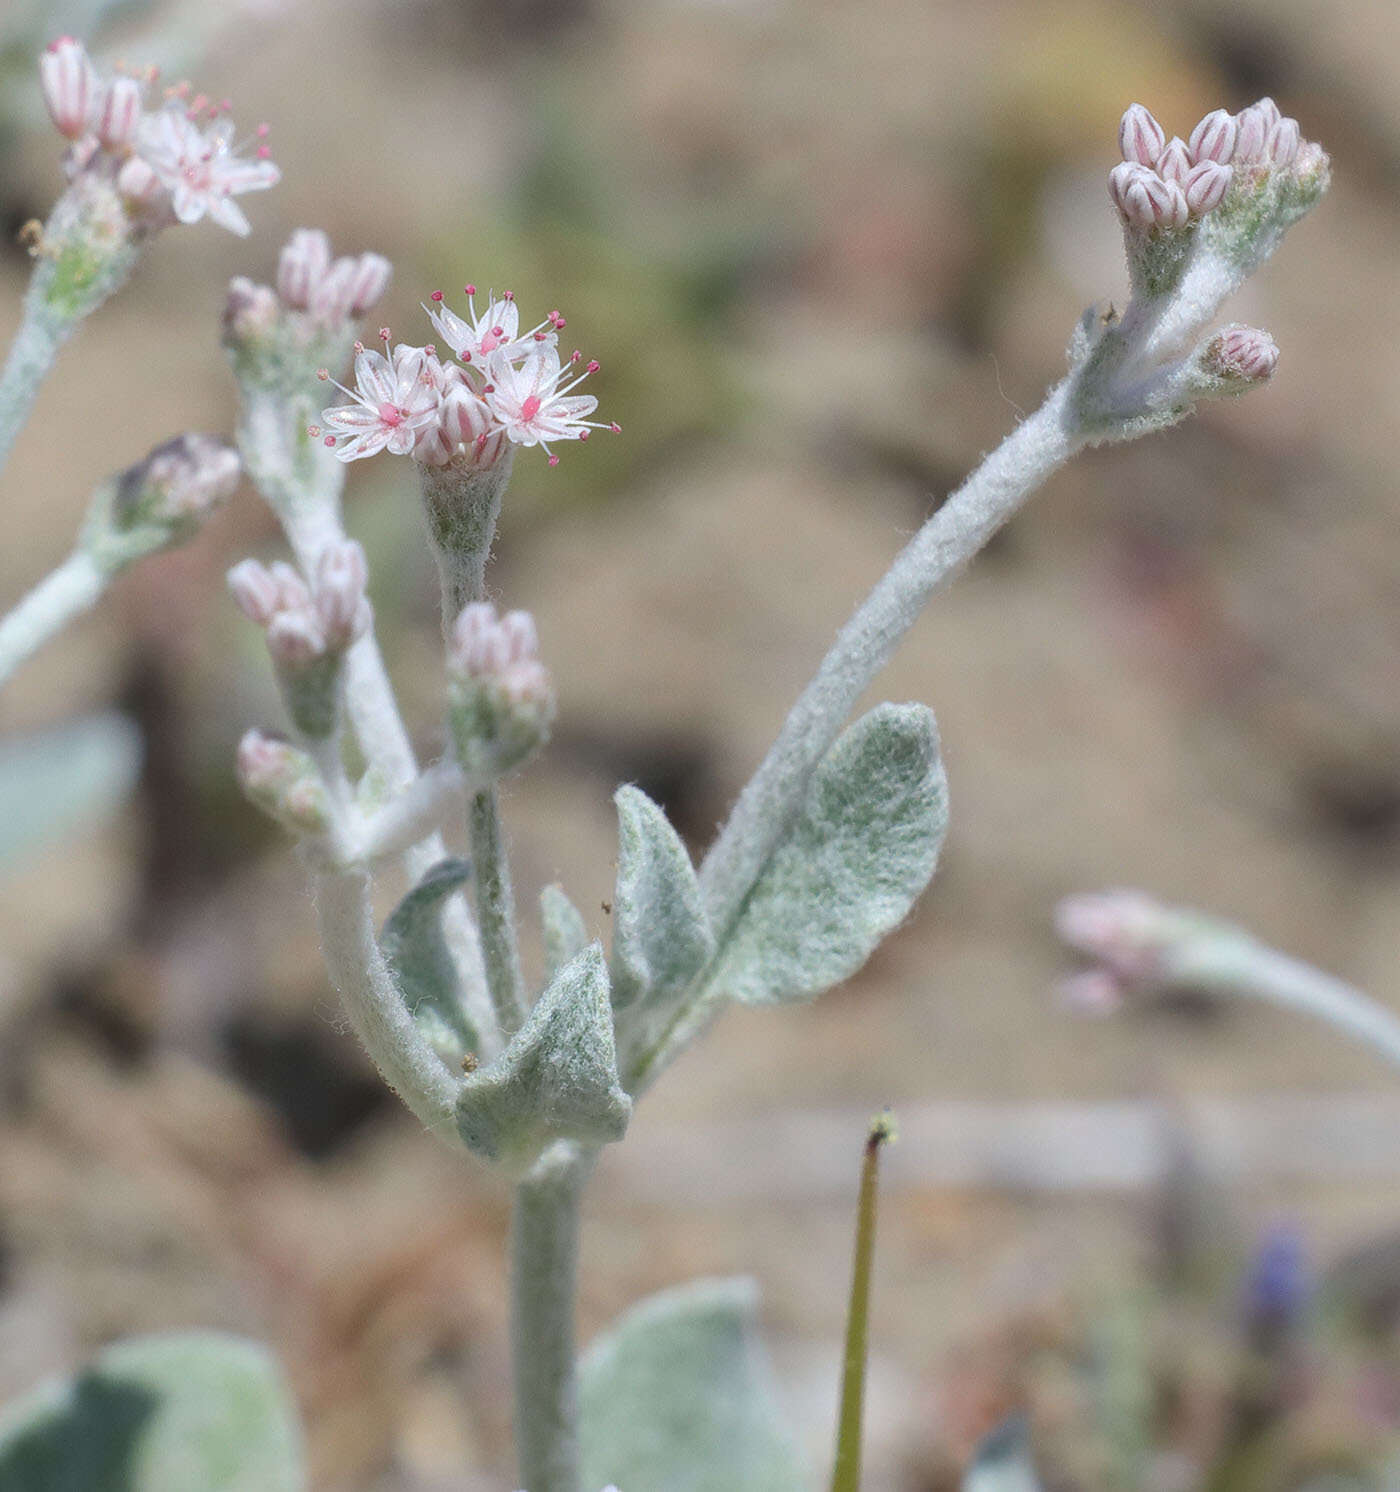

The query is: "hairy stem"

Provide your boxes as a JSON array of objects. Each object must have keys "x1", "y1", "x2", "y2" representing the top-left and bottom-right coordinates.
[
  {"x1": 238, "y1": 395, "x2": 497, "y2": 1050},
  {"x1": 630, "y1": 383, "x2": 1082, "y2": 1090},
  {"x1": 0, "y1": 302, "x2": 67, "y2": 477},
  {"x1": 311, "y1": 865, "x2": 461, "y2": 1139},
  {"x1": 0, "y1": 549, "x2": 104, "y2": 688},
  {"x1": 470, "y1": 788, "x2": 529, "y2": 1034},
  {"x1": 511, "y1": 1142, "x2": 593, "y2": 1492}
]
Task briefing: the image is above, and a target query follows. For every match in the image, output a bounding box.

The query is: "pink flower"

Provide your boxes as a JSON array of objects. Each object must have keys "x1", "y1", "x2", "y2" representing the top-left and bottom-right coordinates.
[
  {"x1": 482, "y1": 347, "x2": 612, "y2": 466},
  {"x1": 136, "y1": 105, "x2": 279, "y2": 236},
  {"x1": 320, "y1": 344, "x2": 441, "y2": 462},
  {"x1": 427, "y1": 286, "x2": 562, "y2": 366}
]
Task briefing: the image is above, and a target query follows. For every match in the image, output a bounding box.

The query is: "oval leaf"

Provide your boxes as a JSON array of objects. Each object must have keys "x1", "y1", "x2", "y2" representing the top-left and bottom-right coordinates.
[
  {"x1": 610, "y1": 786, "x2": 714, "y2": 1012},
  {"x1": 0, "y1": 1331, "x2": 304, "y2": 1492},
  {"x1": 712, "y1": 703, "x2": 947, "y2": 1005},
  {"x1": 580, "y1": 1277, "x2": 807, "y2": 1492},
  {"x1": 456, "y1": 944, "x2": 632, "y2": 1169},
  {"x1": 540, "y1": 883, "x2": 589, "y2": 980},
  {"x1": 380, "y1": 857, "x2": 478, "y2": 1064}
]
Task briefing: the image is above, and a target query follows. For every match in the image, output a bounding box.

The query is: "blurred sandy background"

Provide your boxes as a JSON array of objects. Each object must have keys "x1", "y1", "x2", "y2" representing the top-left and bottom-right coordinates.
[{"x1": 2, "y1": 0, "x2": 1400, "y2": 1487}]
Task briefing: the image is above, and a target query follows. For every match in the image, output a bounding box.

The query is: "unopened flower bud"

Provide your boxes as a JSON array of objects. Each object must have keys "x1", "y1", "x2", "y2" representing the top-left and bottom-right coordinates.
[
  {"x1": 440, "y1": 385, "x2": 492, "y2": 446},
  {"x1": 227, "y1": 558, "x2": 283, "y2": 625},
  {"x1": 1054, "y1": 890, "x2": 1167, "y2": 982},
  {"x1": 1183, "y1": 159, "x2": 1231, "y2": 215},
  {"x1": 1254, "y1": 96, "x2": 1282, "y2": 131},
  {"x1": 1266, "y1": 116, "x2": 1300, "y2": 166},
  {"x1": 95, "y1": 75, "x2": 142, "y2": 150},
  {"x1": 40, "y1": 36, "x2": 99, "y2": 140},
  {"x1": 266, "y1": 609, "x2": 327, "y2": 667},
  {"x1": 115, "y1": 433, "x2": 240, "y2": 529},
  {"x1": 1205, "y1": 324, "x2": 1279, "y2": 383},
  {"x1": 222, "y1": 276, "x2": 281, "y2": 346},
  {"x1": 446, "y1": 603, "x2": 555, "y2": 776},
  {"x1": 236, "y1": 729, "x2": 331, "y2": 836},
  {"x1": 1188, "y1": 109, "x2": 1236, "y2": 165},
  {"x1": 312, "y1": 539, "x2": 372, "y2": 649},
  {"x1": 309, "y1": 257, "x2": 358, "y2": 324},
  {"x1": 1057, "y1": 969, "x2": 1126, "y2": 1017},
  {"x1": 346, "y1": 253, "x2": 392, "y2": 314},
  {"x1": 276, "y1": 228, "x2": 332, "y2": 309},
  {"x1": 1233, "y1": 102, "x2": 1270, "y2": 164},
  {"x1": 1155, "y1": 136, "x2": 1191, "y2": 185},
  {"x1": 1118, "y1": 102, "x2": 1165, "y2": 166}
]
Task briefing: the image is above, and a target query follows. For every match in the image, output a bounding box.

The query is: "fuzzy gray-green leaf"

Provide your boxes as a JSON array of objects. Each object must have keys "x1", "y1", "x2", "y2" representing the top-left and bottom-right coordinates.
[
  {"x1": 610, "y1": 785, "x2": 714, "y2": 1011},
  {"x1": 580, "y1": 1277, "x2": 807, "y2": 1492},
  {"x1": 713, "y1": 702, "x2": 947, "y2": 1006},
  {"x1": 455, "y1": 943, "x2": 631, "y2": 1168},
  {"x1": 0, "y1": 1331, "x2": 304, "y2": 1492},
  {"x1": 380, "y1": 857, "x2": 478, "y2": 1063},
  {"x1": 541, "y1": 883, "x2": 589, "y2": 979}
]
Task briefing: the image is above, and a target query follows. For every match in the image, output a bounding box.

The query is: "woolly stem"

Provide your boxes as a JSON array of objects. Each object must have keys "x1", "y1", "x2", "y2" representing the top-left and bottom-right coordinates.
[
  {"x1": 0, "y1": 549, "x2": 104, "y2": 688},
  {"x1": 630, "y1": 383, "x2": 1082, "y2": 1091},
  {"x1": 511, "y1": 1142, "x2": 593, "y2": 1492},
  {"x1": 237, "y1": 394, "x2": 498, "y2": 1051},
  {"x1": 311, "y1": 865, "x2": 460, "y2": 1139},
  {"x1": 470, "y1": 787, "x2": 530, "y2": 1035},
  {"x1": 0, "y1": 301, "x2": 66, "y2": 478}
]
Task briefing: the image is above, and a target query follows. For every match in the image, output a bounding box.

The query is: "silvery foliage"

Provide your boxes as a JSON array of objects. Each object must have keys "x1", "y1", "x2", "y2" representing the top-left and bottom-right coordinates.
[
  {"x1": 0, "y1": 1333, "x2": 304, "y2": 1492},
  {"x1": 0, "y1": 50, "x2": 1330, "y2": 1492}
]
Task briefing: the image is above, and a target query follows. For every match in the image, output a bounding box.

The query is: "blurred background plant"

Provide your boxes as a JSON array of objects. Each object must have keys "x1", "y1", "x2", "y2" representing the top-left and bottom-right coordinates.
[{"x1": 0, "y1": 0, "x2": 1397, "y2": 1489}]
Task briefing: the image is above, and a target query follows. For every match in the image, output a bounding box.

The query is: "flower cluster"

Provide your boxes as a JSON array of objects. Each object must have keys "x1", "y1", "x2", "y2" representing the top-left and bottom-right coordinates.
[
  {"x1": 446, "y1": 603, "x2": 555, "y2": 776},
  {"x1": 317, "y1": 287, "x2": 619, "y2": 469},
  {"x1": 1108, "y1": 97, "x2": 1318, "y2": 232},
  {"x1": 227, "y1": 541, "x2": 372, "y2": 667},
  {"x1": 39, "y1": 35, "x2": 278, "y2": 236}
]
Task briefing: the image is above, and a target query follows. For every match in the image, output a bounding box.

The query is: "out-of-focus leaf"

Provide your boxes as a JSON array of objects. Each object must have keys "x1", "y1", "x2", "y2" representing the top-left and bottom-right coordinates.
[
  {"x1": 0, "y1": 1331, "x2": 304, "y2": 1492},
  {"x1": 540, "y1": 882, "x2": 589, "y2": 980},
  {"x1": 580, "y1": 1277, "x2": 807, "y2": 1492},
  {"x1": 0, "y1": 712, "x2": 141, "y2": 871}
]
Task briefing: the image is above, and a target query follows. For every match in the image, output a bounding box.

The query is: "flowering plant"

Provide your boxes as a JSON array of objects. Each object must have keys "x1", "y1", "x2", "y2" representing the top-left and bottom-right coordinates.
[{"x1": 0, "y1": 39, "x2": 1331, "y2": 1492}]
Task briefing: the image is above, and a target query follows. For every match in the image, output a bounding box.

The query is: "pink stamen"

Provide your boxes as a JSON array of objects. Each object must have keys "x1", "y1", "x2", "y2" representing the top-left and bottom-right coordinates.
[
  {"x1": 464, "y1": 283, "x2": 477, "y2": 296},
  {"x1": 256, "y1": 145, "x2": 271, "y2": 159},
  {"x1": 586, "y1": 359, "x2": 600, "y2": 374},
  {"x1": 547, "y1": 453, "x2": 560, "y2": 466},
  {"x1": 324, "y1": 435, "x2": 336, "y2": 447},
  {"x1": 520, "y1": 395, "x2": 542, "y2": 421},
  {"x1": 502, "y1": 289, "x2": 515, "y2": 301},
  {"x1": 256, "y1": 123, "x2": 270, "y2": 138},
  {"x1": 430, "y1": 290, "x2": 444, "y2": 301},
  {"x1": 609, "y1": 422, "x2": 622, "y2": 433}
]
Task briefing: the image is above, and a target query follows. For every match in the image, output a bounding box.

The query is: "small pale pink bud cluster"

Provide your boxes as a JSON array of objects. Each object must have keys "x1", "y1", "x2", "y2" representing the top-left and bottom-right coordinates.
[
  {"x1": 37, "y1": 36, "x2": 278, "y2": 236},
  {"x1": 446, "y1": 603, "x2": 555, "y2": 775},
  {"x1": 236, "y1": 730, "x2": 330, "y2": 835},
  {"x1": 115, "y1": 433, "x2": 241, "y2": 526},
  {"x1": 1109, "y1": 102, "x2": 1234, "y2": 230},
  {"x1": 319, "y1": 286, "x2": 618, "y2": 469},
  {"x1": 449, "y1": 604, "x2": 550, "y2": 703},
  {"x1": 1206, "y1": 324, "x2": 1280, "y2": 383},
  {"x1": 276, "y1": 229, "x2": 392, "y2": 326},
  {"x1": 227, "y1": 541, "x2": 371, "y2": 667},
  {"x1": 1109, "y1": 97, "x2": 1323, "y2": 233}
]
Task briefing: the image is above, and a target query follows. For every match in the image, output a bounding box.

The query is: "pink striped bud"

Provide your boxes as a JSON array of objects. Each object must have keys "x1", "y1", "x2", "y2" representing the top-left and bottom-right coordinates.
[
  {"x1": 1254, "y1": 97, "x2": 1282, "y2": 131},
  {"x1": 1155, "y1": 136, "x2": 1191, "y2": 185},
  {"x1": 40, "y1": 37, "x2": 98, "y2": 140},
  {"x1": 412, "y1": 422, "x2": 455, "y2": 466},
  {"x1": 222, "y1": 276, "x2": 280, "y2": 344},
  {"x1": 276, "y1": 229, "x2": 332, "y2": 309},
  {"x1": 346, "y1": 253, "x2": 392, "y2": 314},
  {"x1": 227, "y1": 559, "x2": 283, "y2": 624},
  {"x1": 440, "y1": 385, "x2": 492, "y2": 446},
  {"x1": 309, "y1": 257, "x2": 358, "y2": 323},
  {"x1": 312, "y1": 539, "x2": 371, "y2": 649},
  {"x1": 1207, "y1": 324, "x2": 1279, "y2": 382},
  {"x1": 1183, "y1": 159, "x2": 1232, "y2": 215},
  {"x1": 1188, "y1": 109, "x2": 1236, "y2": 165},
  {"x1": 266, "y1": 610, "x2": 327, "y2": 667},
  {"x1": 1233, "y1": 103, "x2": 1270, "y2": 163},
  {"x1": 1118, "y1": 103, "x2": 1165, "y2": 166},
  {"x1": 1266, "y1": 116, "x2": 1300, "y2": 166},
  {"x1": 447, "y1": 604, "x2": 554, "y2": 773},
  {"x1": 95, "y1": 75, "x2": 142, "y2": 150},
  {"x1": 1055, "y1": 890, "x2": 1166, "y2": 982},
  {"x1": 236, "y1": 730, "x2": 330, "y2": 836}
]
